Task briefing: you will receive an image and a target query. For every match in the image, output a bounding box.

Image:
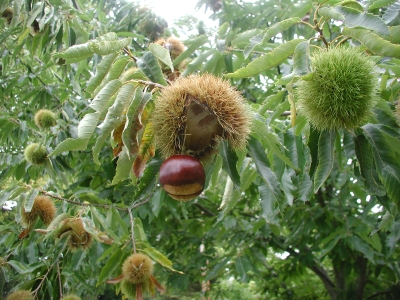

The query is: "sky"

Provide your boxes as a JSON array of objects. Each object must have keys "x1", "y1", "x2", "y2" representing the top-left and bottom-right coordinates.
[{"x1": 136, "y1": 0, "x2": 217, "y2": 28}]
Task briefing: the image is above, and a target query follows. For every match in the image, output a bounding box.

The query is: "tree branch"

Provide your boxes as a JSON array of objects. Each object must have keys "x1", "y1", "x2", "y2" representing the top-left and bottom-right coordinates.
[{"x1": 355, "y1": 256, "x2": 368, "y2": 300}]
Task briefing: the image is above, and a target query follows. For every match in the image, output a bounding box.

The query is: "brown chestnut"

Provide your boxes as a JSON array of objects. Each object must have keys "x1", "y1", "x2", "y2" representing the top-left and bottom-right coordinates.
[{"x1": 159, "y1": 154, "x2": 205, "y2": 201}]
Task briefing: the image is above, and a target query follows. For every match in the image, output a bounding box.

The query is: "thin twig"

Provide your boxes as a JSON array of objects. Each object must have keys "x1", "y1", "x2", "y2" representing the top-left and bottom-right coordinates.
[
  {"x1": 40, "y1": 190, "x2": 128, "y2": 211},
  {"x1": 57, "y1": 261, "x2": 63, "y2": 298},
  {"x1": 128, "y1": 208, "x2": 137, "y2": 254},
  {"x1": 136, "y1": 80, "x2": 165, "y2": 89}
]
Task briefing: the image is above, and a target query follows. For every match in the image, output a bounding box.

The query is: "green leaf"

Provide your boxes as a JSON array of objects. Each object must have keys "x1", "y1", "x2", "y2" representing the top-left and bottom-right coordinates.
[
  {"x1": 343, "y1": 27, "x2": 400, "y2": 58},
  {"x1": 173, "y1": 34, "x2": 208, "y2": 66},
  {"x1": 354, "y1": 133, "x2": 386, "y2": 196},
  {"x1": 122, "y1": 89, "x2": 152, "y2": 159},
  {"x1": 90, "y1": 207, "x2": 119, "y2": 243},
  {"x1": 281, "y1": 169, "x2": 294, "y2": 206},
  {"x1": 335, "y1": 6, "x2": 389, "y2": 36},
  {"x1": 293, "y1": 41, "x2": 311, "y2": 76},
  {"x1": 348, "y1": 235, "x2": 375, "y2": 262},
  {"x1": 86, "y1": 53, "x2": 119, "y2": 95},
  {"x1": 142, "y1": 244, "x2": 183, "y2": 274},
  {"x1": 137, "y1": 51, "x2": 167, "y2": 86},
  {"x1": 231, "y1": 29, "x2": 263, "y2": 47},
  {"x1": 244, "y1": 18, "x2": 302, "y2": 57},
  {"x1": 318, "y1": 7, "x2": 345, "y2": 21},
  {"x1": 89, "y1": 38, "x2": 131, "y2": 55},
  {"x1": 182, "y1": 49, "x2": 216, "y2": 76},
  {"x1": 220, "y1": 141, "x2": 241, "y2": 189},
  {"x1": 50, "y1": 137, "x2": 91, "y2": 156},
  {"x1": 96, "y1": 247, "x2": 125, "y2": 286},
  {"x1": 362, "y1": 124, "x2": 400, "y2": 209},
  {"x1": 205, "y1": 257, "x2": 230, "y2": 281},
  {"x1": 90, "y1": 79, "x2": 122, "y2": 112},
  {"x1": 93, "y1": 83, "x2": 136, "y2": 164},
  {"x1": 7, "y1": 260, "x2": 30, "y2": 274},
  {"x1": 111, "y1": 147, "x2": 135, "y2": 185},
  {"x1": 368, "y1": 0, "x2": 397, "y2": 11},
  {"x1": 53, "y1": 43, "x2": 93, "y2": 64},
  {"x1": 149, "y1": 43, "x2": 174, "y2": 72},
  {"x1": 248, "y1": 136, "x2": 285, "y2": 217},
  {"x1": 225, "y1": 39, "x2": 305, "y2": 78},
  {"x1": 313, "y1": 131, "x2": 336, "y2": 193},
  {"x1": 252, "y1": 119, "x2": 298, "y2": 171},
  {"x1": 24, "y1": 189, "x2": 39, "y2": 213}
]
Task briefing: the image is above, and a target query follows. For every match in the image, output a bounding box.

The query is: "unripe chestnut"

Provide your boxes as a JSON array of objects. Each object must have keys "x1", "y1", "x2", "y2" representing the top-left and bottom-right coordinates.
[{"x1": 159, "y1": 154, "x2": 205, "y2": 201}]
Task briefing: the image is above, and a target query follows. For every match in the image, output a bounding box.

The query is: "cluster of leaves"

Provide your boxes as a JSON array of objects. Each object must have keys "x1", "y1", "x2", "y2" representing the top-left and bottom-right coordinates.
[{"x1": 0, "y1": 0, "x2": 400, "y2": 299}]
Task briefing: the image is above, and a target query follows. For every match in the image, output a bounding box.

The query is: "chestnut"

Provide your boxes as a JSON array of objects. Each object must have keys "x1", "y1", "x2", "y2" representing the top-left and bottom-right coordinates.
[{"x1": 159, "y1": 154, "x2": 205, "y2": 201}]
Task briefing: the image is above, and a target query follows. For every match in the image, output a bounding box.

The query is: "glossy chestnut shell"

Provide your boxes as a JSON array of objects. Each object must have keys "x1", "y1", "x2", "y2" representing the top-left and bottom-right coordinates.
[{"x1": 159, "y1": 154, "x2": 205, "y2": 201}]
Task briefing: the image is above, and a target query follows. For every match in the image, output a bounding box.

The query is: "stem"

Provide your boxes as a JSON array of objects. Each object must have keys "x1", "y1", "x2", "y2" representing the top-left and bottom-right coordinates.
[
  {"x1": 57, "y1": 262, "x2": 63, "y2": 298},
  {"x1": 128, "y1": 207, "x2": 137, "y2": 254},
  {"x1": 40, "y1": 190, "x2": 128, "y2": 211}
]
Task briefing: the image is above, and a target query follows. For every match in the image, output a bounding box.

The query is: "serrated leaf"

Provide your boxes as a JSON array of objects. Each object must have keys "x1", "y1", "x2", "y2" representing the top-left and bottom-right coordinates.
[
  {"x1": 7, "y1": 260, "x2": 30, "y2": 274},
  {"x1": 335, "y1": 6, "x2": 389, "y2": 36},
  {"x1": 313, "y1": 131, "x2": 336, "y2": 193},
  {"x1": 93, "y1": 83, "x2": 136, "y2": 164},
  {"x1": 133, "y1": 154, "x2": 163, "y2": 202},
  {"x1": 252, "y1": 119, "x2": 298, "y2": 171},
  {"x1": 281, "y1": 169, "x2": 294, "y2": 206},
  {"x1": 149, "y1": 43, "x2": 174, "y2": 72},
  {"x1": 136, "y1": 52, "x2": 167, "y2": 86},
  {"x1": 86, "y1": 53, "x2": 119, "y2": 95},
  {"x1": 248, "y1": 136, "x2": 285, "y2": 218},
  {"x1": 24, "y1": 189, "x2": 39, "y2": 213},
  {"x1": 244, "y1": 18, "x2": 302, "y2": 57},
  {"x1": 225, "y1": 39, "x2": 305, "y2": 78},
  {"x1": 318, "y1": 7, "x2": 345, "y2": 21},
  {"x1": 133, "y1": 122, "x2": 155, "y2": 178},
  {"x1": 122, "y1": 89, "x2": 153, "y2": 159},
  {"x1": 354, "y1": 133, "x2": 386, "y2": 196},
  {"x1": 53, "y1": 43, "x2": 93, "y2": 64},
  {"x1": 90, "y1": 207, "x2": 119, "y2": 243},
  {"x1": 368, "y1": 0, "x2": 397, "y2": 11},
  {"x1": 142, "y1": 244, "x2": 183, "y2": 274},
  {"x1": 50, "y1": 137, "x2": 92, "y2": 156},
  {"x1": 90, "y1": 79, "x2": 122, "y2": 112},
  {"x1": 293, "y1": 41, "x2": 311, "y2": 76},
  {"x1": 343, "y1": 27, "x2": 400, "y2": 58},
  {"x1": 89, "y1": 38, "x2": 131, "y2": 55},
  {"x1": 362, "y1": 124, "x2": 400, "y2": 209},
  {"x1": 205, "y1": 257, "x2": 230, "y2": 281},
  {"x1": 348, "y1": 235, "x2": 375, "y2": 262},
  {"x1": 173, "y1": 34, "x2": 208, "y2": 66},
  {"x1": 231, "y1": 29, "x2": 263, "y2": 47},
  {"x1": 220, "y1": 141, "x2": 241, "y2": 189},
  {"x1": 111, "y1": 146, "x2": 135, "y2": 185},
  {"x1": 96, "y1": 247, "x2": 125, "y2": 286}
]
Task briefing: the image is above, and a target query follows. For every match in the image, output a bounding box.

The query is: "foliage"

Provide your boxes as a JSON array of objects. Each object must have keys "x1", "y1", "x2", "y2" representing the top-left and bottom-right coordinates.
[{"x1": 0, "y1": 0, "x2": 400, "y2": 299}]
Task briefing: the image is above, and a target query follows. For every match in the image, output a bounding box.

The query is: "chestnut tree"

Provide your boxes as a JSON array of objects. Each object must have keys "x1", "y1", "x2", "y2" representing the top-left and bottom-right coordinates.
[{"x1": 1, "y1": 0, "x2": 400, "y2": 299}]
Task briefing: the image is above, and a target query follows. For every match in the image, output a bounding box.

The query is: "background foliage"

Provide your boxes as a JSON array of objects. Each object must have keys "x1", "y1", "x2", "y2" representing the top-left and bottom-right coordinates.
[{"x1": 1, "y1": 0, "x2": 400, "y2": 299}]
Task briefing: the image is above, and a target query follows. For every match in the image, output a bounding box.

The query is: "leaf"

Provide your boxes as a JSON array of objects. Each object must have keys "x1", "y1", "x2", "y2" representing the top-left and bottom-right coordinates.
[
  {"x1": 133, "y1": 122, "x2": 155, "y2": 178},
  {"x1": 220, "y1": 141, "x2": 241, "y2": 189},
  {"x1": 7, "y1": 260, "x2": 30, "y2": 274},
  {"x1": 53, "y1": 43, "x2": 93, "y2": 64},
  {"x1": 348, "y1": 235, "x2": 375, "y2": 262},
  {"x1": 89, "y1": 38, "x2": 131, "y2": 55},
  {"x1": 244, "y1": 17, "x2": 302, "y2": 57},
  {"x1": 90, "y1": 207, "x2": 119, "y2": 243},
  {"x1": 86, "y1": 52, "x2": 119, "y2": 95},
  {"x1": 173, "y1": 34, "x2": 208, "y2": 66},
  {"x1": 281, "y1": 169, "x2": 294, "y2": 206},
  {"x1": 313, "y1": 131, "x2": 336, "y2": 193},
  {"x1": 252, "y1": 119, "x2": 298, "y2": 171},
  {"x1": 205, "y1": 257, "x2": 230, "y2": 281},
  {"x1": 354, "y1": 133, "x2": 386, "y2": 196},
  {"x1": 93, "y1": 83, "x2": 136, "y2": 164},
  {"x1": 24, "y1": 189, "x2": 39, "y2": 213},
  {"x1": 90, "y1": 79, "x2": 122, "y2": 112},
  {"x1": 149, "y1": 43, "x2": 174, "y2": 71},
  {"x1": 142, "y1": 245, "x2": 183, "y2": 274},
  {"x1": 122, "y1": 89, "x2": 153, "y2": 159},
  {"x1": 382, "y1": 2, "x2": 400, "y2": 24},
  {"x1": 96, "y1": 247, "x2": 125, "y2": 286},
  {"x1": 248, "y1": 136, "x2": 285, "y2": 216},
  {"x1": 342, "y1": 27, "x2": 400, "y2": 58},
  {"x1": 111, "y1": 147, "x2": 135, "y2": 185},
  {"x1": 225, "y1": 39, "x2": 305, "y2": 78},
  {"x1": 136, "y1": 52, "x2": 167, "y2": 86},
  {"x1": 231, "y1": 29, "x2": 263, "y2": 47},
  {"x1": 293, "y1": 41, "x2": 311, "y2": 76},
  {"x1": 335, "y1": 6, "x2": 389, "y2": 35},
  {"x1": 362, "y1": 124, "x2": 400, "y2": 209},
  {"x1": 50, "y1": 137, "x2": 92, "y2": 156},
  {"x1": 318, "y1": 7, "x2": 345, "y2": 21},
  {"x1": 368, "y1": 0, "x2": 397, "y2": 11}
]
